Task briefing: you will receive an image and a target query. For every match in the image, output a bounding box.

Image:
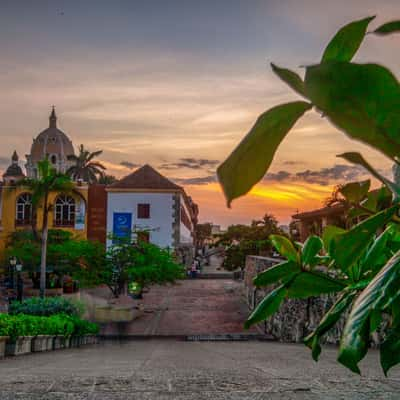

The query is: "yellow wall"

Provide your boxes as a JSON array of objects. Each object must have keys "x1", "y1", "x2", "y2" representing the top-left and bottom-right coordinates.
[{"x1": 0, "y1": 184, "x2": 88, "y2": 265}]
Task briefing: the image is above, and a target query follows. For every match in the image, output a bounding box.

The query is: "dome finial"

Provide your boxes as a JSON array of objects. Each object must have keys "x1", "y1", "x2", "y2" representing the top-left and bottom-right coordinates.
[
  {"x1": 49, "y1": 105, "x2": 57, "y2": 128},
  {"x1": 11, "y1": 150, "x2": 18, "y2": 163}
]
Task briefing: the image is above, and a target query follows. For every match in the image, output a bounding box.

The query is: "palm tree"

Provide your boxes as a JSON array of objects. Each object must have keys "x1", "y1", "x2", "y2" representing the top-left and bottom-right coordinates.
[
  {"x1": 19, "y1": 159, "x2": 73, "y2": 297},
  {"x1": 67, "y1": 144, "x2": 106, "y2": 183}
]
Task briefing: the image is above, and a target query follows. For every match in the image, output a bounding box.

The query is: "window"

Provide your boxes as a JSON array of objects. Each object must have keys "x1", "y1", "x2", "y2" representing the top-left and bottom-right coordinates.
[
  {"x1": 137, "y1": 204, "x2": 150, "y2": 219},
  {"x1": 16, "y1": 193, "x2": 32, "y2": 226},
  {"x1": 54, "y1": 195, "x2": 75, "y2": 227},
  {"x1": 50, "y1": 154, "x2": 57, "y2": 164}
]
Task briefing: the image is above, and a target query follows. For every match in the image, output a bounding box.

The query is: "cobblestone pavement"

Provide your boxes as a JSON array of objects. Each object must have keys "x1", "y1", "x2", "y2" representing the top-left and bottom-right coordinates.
[
  {"x1": 1, "y1": 340, "x2": 399, "y2": 399},
  {"x1": 101, "y1": 279, "x2": 259, "y2": 336}
]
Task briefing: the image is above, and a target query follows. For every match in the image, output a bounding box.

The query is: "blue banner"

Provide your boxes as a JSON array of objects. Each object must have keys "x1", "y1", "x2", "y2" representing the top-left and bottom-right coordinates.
[{"x1": 113, "y1": 212, "x2": 132, "y2": 241}]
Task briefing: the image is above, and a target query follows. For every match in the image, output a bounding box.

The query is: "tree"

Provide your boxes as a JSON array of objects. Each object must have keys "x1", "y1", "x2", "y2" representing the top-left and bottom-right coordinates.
[
  {"x1": 19, "y1": 159, "x2": 73, "y2": 297},
  {"x1": 216, "y1": 215, "x2": 281, "y2": 271},
  {"x1": 195, "y1": 223, "x2": 213, "y2": 249},
  {"x1": 66, "y1": 144, "x2": 106, "y2": 183},
  {"x1": 98, "y1": 174, "x2": 117, "y2": 185},
  {"x1": 217, "y1": 16, "x2": 400, "y2": 374},
  {"x1": 71, "y1": 235, "x2": 184, "y2": 298}
]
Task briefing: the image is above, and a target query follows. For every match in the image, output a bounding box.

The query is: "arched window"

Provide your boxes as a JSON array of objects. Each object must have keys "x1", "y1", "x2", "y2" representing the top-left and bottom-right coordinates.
[
  {"x1": 54, "y1": 195, "x2": 75, "y2": 227},
  {"x1": 16, "y1": 193, "x2": 32, "y2": 226}
]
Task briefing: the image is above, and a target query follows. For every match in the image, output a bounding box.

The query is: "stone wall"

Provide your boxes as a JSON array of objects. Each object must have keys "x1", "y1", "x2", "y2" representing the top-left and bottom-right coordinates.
[{"x1": 244, "y1": 255, "x2": 345, "y2": 344}]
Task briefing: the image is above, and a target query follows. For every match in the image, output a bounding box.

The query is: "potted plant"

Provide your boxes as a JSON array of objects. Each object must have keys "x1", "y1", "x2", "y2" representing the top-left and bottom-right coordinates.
[{"x1": 5, "y1": 315, "x2": 37, "y2": 356}]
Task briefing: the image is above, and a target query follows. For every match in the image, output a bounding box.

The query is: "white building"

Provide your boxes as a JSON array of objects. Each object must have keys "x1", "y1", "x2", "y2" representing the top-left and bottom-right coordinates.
[{"x1": 106, "y1": 165, "x2": 198, "y2": 263}]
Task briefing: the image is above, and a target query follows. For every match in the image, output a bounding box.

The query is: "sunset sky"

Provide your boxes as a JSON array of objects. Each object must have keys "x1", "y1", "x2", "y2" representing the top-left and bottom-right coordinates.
[{"x1": 0, "y1": 0, "x2": 398, "y2": 226}]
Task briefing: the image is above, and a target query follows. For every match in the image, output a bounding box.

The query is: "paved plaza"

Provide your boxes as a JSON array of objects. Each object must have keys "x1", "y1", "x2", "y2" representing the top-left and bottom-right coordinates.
[
  {"x1": 0, "y1": 340, "x2": 399, "y2": 399},
  {"x1": 100, "y1": 278, "x2": 260, "y2": 337}
]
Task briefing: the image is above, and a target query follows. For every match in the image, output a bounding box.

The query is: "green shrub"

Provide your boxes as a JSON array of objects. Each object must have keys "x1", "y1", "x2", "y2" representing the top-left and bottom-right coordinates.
[
  {"x1": 9, "y1": 297, "x2": 84, "y2": 317},
  {"x1": 66, "y1": 315, "x2": 99, "y2": 336},
  {"x1": 0, "y1": 314, "x2": 11, "y2": 337},
  {"x1": 0, "y1": 313, "x2": 98, "y2": 342}
]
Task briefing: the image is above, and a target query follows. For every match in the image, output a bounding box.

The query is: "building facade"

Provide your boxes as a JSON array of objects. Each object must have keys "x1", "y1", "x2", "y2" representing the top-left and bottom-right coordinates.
[
  {"x1": 0, "y1": 109, "x2": 198, "y2": 266},
  {"x1": 0, "y1": 109, "x2": 88, "y2": 264},
  {"x1": 106, "y1": 164, "x2": 198, "y2": 264}
]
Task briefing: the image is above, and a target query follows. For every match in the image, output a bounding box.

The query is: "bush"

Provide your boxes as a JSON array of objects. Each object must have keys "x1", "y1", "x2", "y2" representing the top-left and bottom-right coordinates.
[
  {"x1": 9, "y1": 297, "x2": 84, "y2": 317},
  {"x1": 66, "y1": 315, "x2": 99, "y2": 336},
  {"x1": 0, "y1": 313, "x2": 98, "y2": 342}
]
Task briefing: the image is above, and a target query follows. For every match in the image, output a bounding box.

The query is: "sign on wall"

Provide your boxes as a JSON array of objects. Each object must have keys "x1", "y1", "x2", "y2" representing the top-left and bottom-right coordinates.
[{"x1": 113, "y1": 212, "x2": 132, "y2": 241}]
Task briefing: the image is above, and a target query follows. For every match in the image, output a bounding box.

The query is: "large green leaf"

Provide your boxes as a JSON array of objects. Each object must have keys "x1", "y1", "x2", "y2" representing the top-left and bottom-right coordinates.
[
  {"x1": 271, "y1": 64, "x2": 306, "y2": 97},
  {"x1": 339, "y1": 180, "x2": 370, "y2": 204},
  {"x1": 338, "y1": 250, "x2": 400, "y2": 374},
  {"x1": 330, "y1": 206, "x2": 397, "y2": 272},
  {"x1": 244, "y1": 284, "x2": 287, "y2": 329},
  {"x1": 217, "y1": 102, "x2": 312, "y2": 206},
  {"x1": 322, "y1": 225, "x2": 346, "y2": 254},
  {"x1": 360, "y1": 186, "x2": 392, "y2": 213},
  {"x1": 321, "y1": 16, "x2": 375, "y2": 63},
  {"x1": 338, "y1": 152, "x2": 400, "y2": 199},
  {"x1": 374, "y1": 21, "x2": 400, "y2": 36},
  {"x1": 253, "y1": 260, "x2": 299, "y2": 287},
  {"x1": 381, "y1": 329, "x2": 400, "y2": 376},
  {"x1": 305, "y1": 62, "x2": 400, "y2": 161},
  {"x1": 361, "y1": 225, "x2": 394, "y2": 276},
  {"x1": 304, "y1": 290, "x2": 357, "y2": 361},
  {"x1": 287, "y1": 271, "x2": 345, "y2": 299},
  {"x1": 270, "y1": 234, "x2": 299, "y2": 263},
  {"x1": 301, "y1": 235, "x2": 324, "y2": 267}
]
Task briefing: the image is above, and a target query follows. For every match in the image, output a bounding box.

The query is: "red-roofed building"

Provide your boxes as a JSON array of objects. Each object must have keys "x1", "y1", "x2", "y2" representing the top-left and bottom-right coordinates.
[{"x1": 106, "y1": 165, "x2": 198, "y2": 264}]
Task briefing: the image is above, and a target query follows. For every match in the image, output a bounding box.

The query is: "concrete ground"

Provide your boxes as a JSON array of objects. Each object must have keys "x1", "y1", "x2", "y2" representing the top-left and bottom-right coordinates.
[{"x1": 0, "y1": 340, "x2": 399, "y2": 399}]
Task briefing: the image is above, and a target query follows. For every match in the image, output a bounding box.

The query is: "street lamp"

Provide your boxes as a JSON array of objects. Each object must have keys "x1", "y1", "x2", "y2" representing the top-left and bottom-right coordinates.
[
  {"x1": 15, "y1": 263, "x2": 23, "y2": 302},
  {"x1": 9, "y1": 256, "x2": 17, "y2": 289}
]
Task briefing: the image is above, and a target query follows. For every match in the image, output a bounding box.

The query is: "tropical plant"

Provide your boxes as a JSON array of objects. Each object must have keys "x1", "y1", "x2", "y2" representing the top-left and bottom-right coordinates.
[
  {"x1": 18, "y1": 159, "x2": 73, "y2": 297},
  {"x1": 215, "y1": 214, "x2": 282, "y2": 271},
  {"x1": 66, "y1": 144, "x2": 106, "y2": 183},
  {"x1": 76, "y1": 235, "x2": 184, "y2": 298},
  {"x1": 217, "y1": 16, "x2": 400, "y2": 374},
  {"x1": 98, "y1": 174, "x2": 117, "y2": 185}
]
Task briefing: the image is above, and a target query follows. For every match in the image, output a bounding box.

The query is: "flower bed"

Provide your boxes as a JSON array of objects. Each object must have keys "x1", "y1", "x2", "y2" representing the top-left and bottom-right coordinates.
[{"x1": 0, "y1": 313, "x2": 99, "y2": 357}]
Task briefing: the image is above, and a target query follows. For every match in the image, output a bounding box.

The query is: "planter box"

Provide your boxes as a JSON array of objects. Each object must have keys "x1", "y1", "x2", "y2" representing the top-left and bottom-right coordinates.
[
  {"x1": 61, "y1": 336, "x2": 71, "y2": 349},
  {"x1": 0, "y1": 336, "x2": 9, "y2": 358},
  {"x1": 6, "y1": 336, "x2": 33, "y2": 356},
  {"x1": 46, "y1": 336, "x2": 54, "y2": 351},
  {"x1": 71, "y1": 336, "x2": 80, "y2": 348},
  {"x1": 32, "y1": 335, "x2": 51, "y2": 352},
  {"x1": 53, "y1": 335, "x2": 63, "y2": 350}
]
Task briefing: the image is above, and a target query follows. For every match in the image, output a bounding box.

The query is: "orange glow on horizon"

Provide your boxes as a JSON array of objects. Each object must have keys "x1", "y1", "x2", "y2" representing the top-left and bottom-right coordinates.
[{"x1": 185, "y1": 180, "x2": 334, "y2": 226}]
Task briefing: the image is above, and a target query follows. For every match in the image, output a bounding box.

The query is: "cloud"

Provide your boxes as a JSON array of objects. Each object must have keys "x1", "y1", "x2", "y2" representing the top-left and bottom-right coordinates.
[
  {"x1": 265, "y1": 164, "x2": 370, "y2": 186},
  {"x1": 120, "y1": 161, "x2": 141, "y2": 170},
  {"x1": 174, "y1": 175, "x2": 217, "y2": 185},
  {"x1": 159, "y1": 158, "x2": 219, "y2": 171}
]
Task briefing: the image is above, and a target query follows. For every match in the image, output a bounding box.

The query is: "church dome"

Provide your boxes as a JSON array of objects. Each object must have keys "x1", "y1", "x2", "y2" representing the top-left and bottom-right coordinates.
[{"x1": 29, "y1": 107, "x2": 75, "y2": 165}]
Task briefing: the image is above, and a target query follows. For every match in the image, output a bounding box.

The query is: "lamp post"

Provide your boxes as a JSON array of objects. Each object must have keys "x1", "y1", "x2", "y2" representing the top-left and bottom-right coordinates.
[
  {"x1": 15, "y1": 262, "x2": 23, "y2": 302},
  {"x1": 9, "y1": 256, "x2": 17, "y2": 289}
]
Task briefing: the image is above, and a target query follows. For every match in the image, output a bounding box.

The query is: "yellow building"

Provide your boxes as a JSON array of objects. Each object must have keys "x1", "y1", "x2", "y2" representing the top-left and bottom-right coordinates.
[{"x1": 0, "y1": 109, "x2": 88, "y2": 265}]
